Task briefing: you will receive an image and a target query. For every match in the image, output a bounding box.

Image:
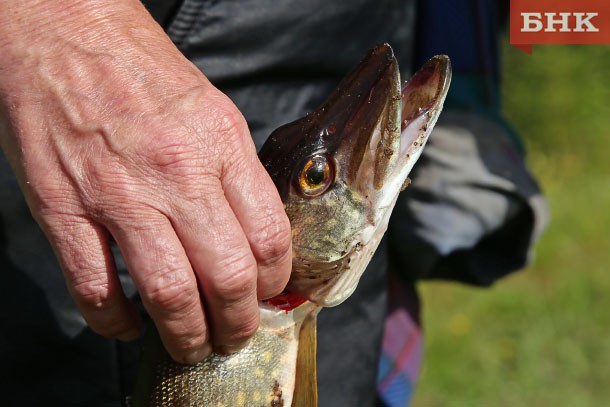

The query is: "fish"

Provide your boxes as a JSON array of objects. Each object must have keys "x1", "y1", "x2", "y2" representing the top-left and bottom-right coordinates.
[{"x1": 129, "y1": 44, "x2": 451, "y2": 407}]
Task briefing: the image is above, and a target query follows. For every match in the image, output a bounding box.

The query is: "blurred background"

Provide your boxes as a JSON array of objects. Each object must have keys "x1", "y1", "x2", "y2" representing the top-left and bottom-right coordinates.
[{"x1": 412, "y1": 43, "x2": 610, "y2": 406}]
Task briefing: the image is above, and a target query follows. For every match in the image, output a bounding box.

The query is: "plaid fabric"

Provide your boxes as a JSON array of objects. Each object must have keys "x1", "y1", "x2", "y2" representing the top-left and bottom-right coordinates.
[{"x1": 376, "y1": 274, "x2": 422, "y2": 407}]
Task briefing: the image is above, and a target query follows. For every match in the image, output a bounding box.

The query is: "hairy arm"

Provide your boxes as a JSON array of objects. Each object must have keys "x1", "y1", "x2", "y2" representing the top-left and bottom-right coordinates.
[{"x1": 0, "y1": 0, "x2": 292, "y2": 363}]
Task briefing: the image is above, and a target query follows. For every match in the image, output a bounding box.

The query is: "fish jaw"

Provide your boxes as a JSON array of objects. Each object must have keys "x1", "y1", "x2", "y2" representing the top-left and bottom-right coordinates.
[
  {"x1": 396, "y1": 55, "x2": 452, "y2": 194},
  {"x1": 270, "y1": 51, "x2": 451, "y2": 307},
  {"x1": 368, "y1": 55, "x2": 452, "y2": 223}
]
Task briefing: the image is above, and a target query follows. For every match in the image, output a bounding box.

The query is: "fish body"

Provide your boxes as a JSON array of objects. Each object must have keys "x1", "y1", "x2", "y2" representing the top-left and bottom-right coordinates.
[
  {"x1": 133, "y1": 301, "x2": 318, "y2": 406},
  {"x1": 131, "y1": 44, "x2": 451, "y2": 406}
]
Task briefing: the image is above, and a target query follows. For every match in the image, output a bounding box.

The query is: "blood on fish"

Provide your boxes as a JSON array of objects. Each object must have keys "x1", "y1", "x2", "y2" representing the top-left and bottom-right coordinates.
[{"x1": 267, "y1": 292, "x2": 308, "y2": 312}]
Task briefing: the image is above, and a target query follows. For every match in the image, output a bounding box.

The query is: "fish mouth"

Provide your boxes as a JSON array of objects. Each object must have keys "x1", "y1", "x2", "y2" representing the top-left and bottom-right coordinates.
[
  {"x1": 331, "y1": 44, "x2": 402, "y2": 194},
  {"x1": 287, "y1": 51, "x2": 451, "y2": 308},
  {"x1": 402, "y1": 55, "x2": 452, "y2": 130},
  {"x1": 369, "y1": 54, "x2": 452, "y2": 215},
  {"x1": 396, "y1": 54, "x2": 452, "y2": 177}
]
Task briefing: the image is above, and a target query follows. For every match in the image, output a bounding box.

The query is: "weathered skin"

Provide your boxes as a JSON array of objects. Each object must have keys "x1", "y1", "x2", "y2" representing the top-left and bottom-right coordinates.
[{"x1": 130, "y1": 44, "x2": 451, "y2": 407}]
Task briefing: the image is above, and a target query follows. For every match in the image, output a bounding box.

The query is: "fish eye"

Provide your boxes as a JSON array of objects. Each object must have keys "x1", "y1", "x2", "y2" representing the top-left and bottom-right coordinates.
[{"x1": 296, "y1": 154, "x2": 334, "y2": 197}]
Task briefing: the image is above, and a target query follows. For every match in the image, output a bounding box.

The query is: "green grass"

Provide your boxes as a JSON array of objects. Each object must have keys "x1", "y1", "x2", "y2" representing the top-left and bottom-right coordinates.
[{"x1": 411, "y1": 43, "x2": 610, "y2": 406}]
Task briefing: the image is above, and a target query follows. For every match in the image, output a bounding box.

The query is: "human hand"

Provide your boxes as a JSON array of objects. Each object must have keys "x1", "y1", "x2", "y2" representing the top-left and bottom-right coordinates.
[{"x1": 0, "y1": 0, "x2": 291, "y2": 363}]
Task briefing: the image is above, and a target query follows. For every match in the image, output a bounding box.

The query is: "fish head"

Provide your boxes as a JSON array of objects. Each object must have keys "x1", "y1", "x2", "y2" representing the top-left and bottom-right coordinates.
[{"x1": 259, "y1": 44, "x2": 451, "y2": 307}]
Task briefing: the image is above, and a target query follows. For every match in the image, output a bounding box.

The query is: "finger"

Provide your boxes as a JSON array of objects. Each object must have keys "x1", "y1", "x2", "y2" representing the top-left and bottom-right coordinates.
[
  {"x1": 108, "y1": 212, "x2": 210, "y2": 364},
  {"x1": 221, "y1": 137, "x2": 292, "y2": 300},
  {"x1": 172, "y1": 184, "x2": 260, "y2": 354},
  {"x1": 44, "y1": 215, "x2": 141, "y2": 341}
]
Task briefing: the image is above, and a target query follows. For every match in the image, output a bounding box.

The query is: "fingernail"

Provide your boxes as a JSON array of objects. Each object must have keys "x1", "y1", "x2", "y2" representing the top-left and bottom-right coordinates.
[{"x1": 184, "y1": 342, "x2": 213, "y2": 365}]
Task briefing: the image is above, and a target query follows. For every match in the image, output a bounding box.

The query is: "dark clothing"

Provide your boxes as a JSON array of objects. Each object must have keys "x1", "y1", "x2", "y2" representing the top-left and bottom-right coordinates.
[
  {"x1": 0, "y1": 1, "x2": 547, "y2": 406},
  {"x1": 158, "y1": 0, "x2": 418, "y2": 148}
]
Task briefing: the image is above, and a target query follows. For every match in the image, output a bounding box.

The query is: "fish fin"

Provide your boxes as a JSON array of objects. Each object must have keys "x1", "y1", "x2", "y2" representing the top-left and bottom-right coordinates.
[{"x1": 292, "y1": 311, "x2": 318, "y2": 407}]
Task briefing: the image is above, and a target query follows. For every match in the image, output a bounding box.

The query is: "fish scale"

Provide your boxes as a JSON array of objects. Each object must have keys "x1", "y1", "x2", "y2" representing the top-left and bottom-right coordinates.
[{"x1": 135, "y1": 302, "x2": 319, "y2": 406}]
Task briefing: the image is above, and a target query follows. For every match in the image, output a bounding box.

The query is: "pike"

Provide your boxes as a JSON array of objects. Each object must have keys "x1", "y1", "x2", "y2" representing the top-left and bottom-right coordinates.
[{"x1": 130, "y1": 44, "x2": 451, "y2": 407}]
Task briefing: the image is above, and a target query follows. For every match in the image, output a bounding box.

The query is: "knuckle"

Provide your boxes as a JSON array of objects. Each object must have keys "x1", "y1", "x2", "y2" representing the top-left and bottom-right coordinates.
[
  {"x1": 144, "y1": 132, "x2": 205, "y2": 179},
  {"x1": 81, "y1": 156, "x2": 133, "y2": 205},
  {"x1": 207, "y1": 100, "x2": 247, "y2": 138},
  {"x1": 204, "y1": 101, "x2": 251, "y2": 158},
  {"x1": 142, "y1": 271, "x2": 197, "y2": 315},
  {"x1": 250, "y1": 211, "x2": 292, "y2": 267},
  {"x1": 70, "y1": 273, "x2": 111, "y2": 310},
  {"x1": 70, "y1": 274, "x2": 138, "y2": 339},
  {"x1": 226, "y1": 313, "x2": 259, "y2": 344},
  {"x1": 210, "y1": 251, "x2": 257, "y2": 302},
  {"x1": 171, "y1": 331, "x2": 208, "y2": 355}
]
